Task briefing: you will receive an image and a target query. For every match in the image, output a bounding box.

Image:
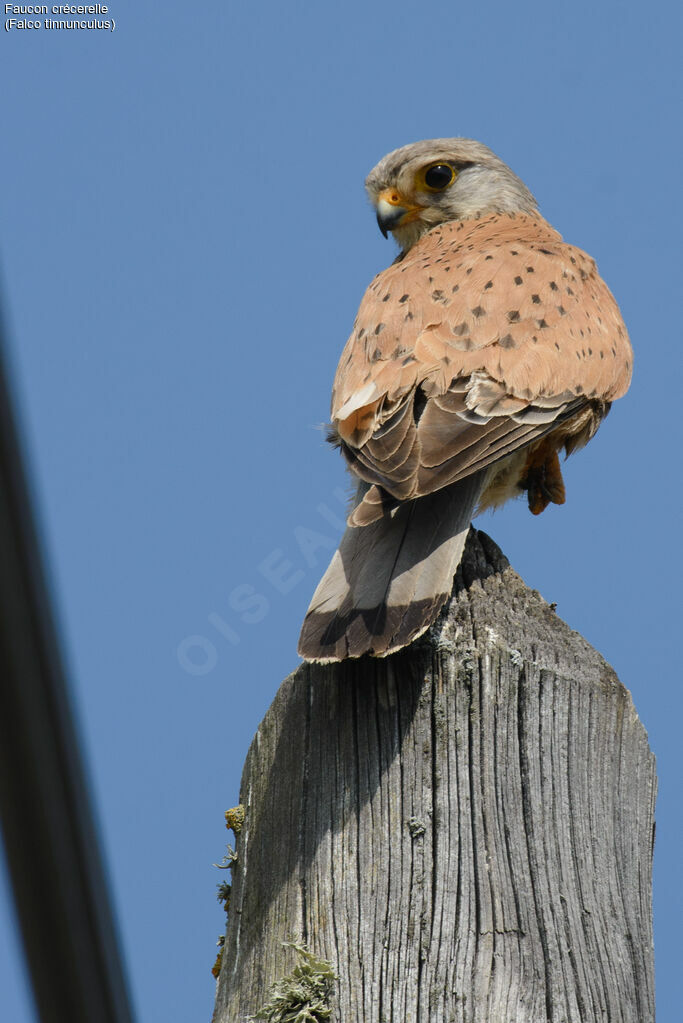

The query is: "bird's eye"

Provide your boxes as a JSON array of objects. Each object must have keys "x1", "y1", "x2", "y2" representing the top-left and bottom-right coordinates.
[{"x1": 423, "y1": 163, "x2": 456, "y2": 190}]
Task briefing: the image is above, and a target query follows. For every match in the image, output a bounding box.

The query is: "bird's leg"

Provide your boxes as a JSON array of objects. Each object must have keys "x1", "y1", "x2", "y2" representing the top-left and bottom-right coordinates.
[{"x1": 521, "y1": 441, "x2": 566, "y2": 516}]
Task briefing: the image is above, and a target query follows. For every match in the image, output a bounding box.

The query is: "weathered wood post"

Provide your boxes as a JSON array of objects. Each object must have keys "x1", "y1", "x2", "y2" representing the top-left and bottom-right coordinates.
[{"x1": 212, "y1": 530, "x2": 656, "y2": 1023}]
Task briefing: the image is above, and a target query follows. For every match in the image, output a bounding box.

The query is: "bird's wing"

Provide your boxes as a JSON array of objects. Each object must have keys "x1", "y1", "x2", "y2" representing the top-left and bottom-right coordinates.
[{"x1": 331, "y1": 213, "x2": 632, "y2": 511}]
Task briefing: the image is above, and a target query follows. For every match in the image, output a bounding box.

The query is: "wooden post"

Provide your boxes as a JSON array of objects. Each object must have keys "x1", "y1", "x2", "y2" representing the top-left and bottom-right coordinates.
[{"x1": 212, "y1": 530, "x2": 656, "y2": 1023}]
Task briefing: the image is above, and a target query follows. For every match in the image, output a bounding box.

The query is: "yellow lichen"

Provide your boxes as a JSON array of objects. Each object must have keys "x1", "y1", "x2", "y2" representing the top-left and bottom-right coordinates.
[
  {"x1": 211, "y1": 935, "x2": 225, "y2": 979},
  {"x1": 225, "y1": 804, "x2": 245, "y2": 835}
]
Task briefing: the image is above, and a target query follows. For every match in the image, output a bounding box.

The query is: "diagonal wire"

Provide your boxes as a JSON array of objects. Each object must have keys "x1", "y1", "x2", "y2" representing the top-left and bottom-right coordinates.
[{"x1": 0, "y1": 287, "x2": 137, "y2": 1023}]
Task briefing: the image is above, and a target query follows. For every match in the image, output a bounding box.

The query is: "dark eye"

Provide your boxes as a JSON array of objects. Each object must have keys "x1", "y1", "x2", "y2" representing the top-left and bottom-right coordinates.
[{"x1": 424, "y1": 163, "x2": 456, "y2": 190}]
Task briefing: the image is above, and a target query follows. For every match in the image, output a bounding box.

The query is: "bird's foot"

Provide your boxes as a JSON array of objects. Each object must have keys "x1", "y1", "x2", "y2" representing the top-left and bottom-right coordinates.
[{"x1": 521, "y1": 444, "x2": 566, "y2": 515}]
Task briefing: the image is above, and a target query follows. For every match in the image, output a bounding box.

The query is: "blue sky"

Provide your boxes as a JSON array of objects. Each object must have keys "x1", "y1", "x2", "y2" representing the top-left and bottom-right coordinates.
[{"x1": 0, "y1": 1, "x2": 681, "y2": 1019}]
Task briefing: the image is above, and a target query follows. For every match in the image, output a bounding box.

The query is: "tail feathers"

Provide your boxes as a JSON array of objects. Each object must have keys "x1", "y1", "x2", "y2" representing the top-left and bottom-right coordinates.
[{"x1": 297, "y1": 472, "x2": 486, "y2": 662}]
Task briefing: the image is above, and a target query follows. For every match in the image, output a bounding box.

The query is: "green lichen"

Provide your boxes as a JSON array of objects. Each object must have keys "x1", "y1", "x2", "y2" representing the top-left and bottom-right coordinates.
[
  {"x1": 216, "y1": 880, "x2": 231, "y2": 911},
  {"x1": 250, "y1": 942, "x2": 336, "y2": 1023}
]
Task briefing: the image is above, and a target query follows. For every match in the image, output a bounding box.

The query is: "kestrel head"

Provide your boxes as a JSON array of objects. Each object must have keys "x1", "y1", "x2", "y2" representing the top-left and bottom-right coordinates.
[{"x1": 366, "y1": 138, "x2": 538, "y2": 253}]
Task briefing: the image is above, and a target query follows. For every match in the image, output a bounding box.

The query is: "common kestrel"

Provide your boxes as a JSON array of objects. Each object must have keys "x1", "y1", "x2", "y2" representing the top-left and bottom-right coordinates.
[{"x1": 298, "y1": 139, "x2": 632, "y2": 662}]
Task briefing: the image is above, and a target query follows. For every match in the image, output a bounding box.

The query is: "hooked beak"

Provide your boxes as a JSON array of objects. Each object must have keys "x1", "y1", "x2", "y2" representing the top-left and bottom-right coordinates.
[
  {"x1": 376, "y1": 198, "x2": 408, "y2": 238},
  {"x1": 374, "y1": 188, "x2": 422, "y2": 238}
]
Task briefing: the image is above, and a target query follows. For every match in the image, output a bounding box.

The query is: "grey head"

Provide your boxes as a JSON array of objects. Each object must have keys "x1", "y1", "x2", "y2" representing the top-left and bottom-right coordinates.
[{"x1": 365, "y1": 138, "x2": 538, "y2": 252}]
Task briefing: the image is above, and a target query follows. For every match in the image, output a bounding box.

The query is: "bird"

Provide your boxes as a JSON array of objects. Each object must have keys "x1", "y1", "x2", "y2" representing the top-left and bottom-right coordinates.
[{"x1": 298, "y1": 138, "x2": 632, "y2": 663}]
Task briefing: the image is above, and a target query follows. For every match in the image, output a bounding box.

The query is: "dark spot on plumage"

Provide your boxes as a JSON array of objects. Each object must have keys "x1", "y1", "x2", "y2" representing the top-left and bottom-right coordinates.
[
  {"x1": 549, "y1": 281, "x2": 558, "y2": 291},
  {"x1": 611, "y1": 347, "x2": 616, "y2": 356},
  {"x1": 451, "y1": 284, "x2": 460, "y2": 293},
  {"x1": 575, "y1": 385, "x2": 582, "y2": 394},
  {"x1": 371, "y1": 347, "x2": 382, "y2": 362},
  {"x1": 514, "y1": 275, "x2": 523, "y2": 285},
  {"x1": 402, "y1": 355, "x2": 416, "y2": 366},
  {"x1": 428, "y1": 276, "x2": 434, "y2": 283},
  {"x1": 484, "y1": 254, "x2": 494, "y2": 261},
  {"x1": 399, "y1": 294, "x2": 409, "y2": 303},
  {"x1": 600, "y1": 350, "x2": 604, "y2": 359},
  {"x1": 466, "y1": 267, "x2": 473, "y2": 275},
  {"x1": 588, "y1": 348, "x2": 593, "y2": 356},
  {"x1": 536, "y1": 319, "x2": 549, "y2": 329},
  {"x1": 532, "y1": 336, "x2": 538, "y2": 343},
  {"x1": 537, "y1": 248, "x2": 553, "y2": 255},
  {"x1": 557, "y1": 305, "x2": 566, "y2": 315},
  {"x1": 404, "y1": 312, "x2": 414, "y2": 321},
  {"x1": 510, "y1": 250, "x2": 519, "y2": 255},
  {"x1": 472, "y1": 305, "x2": 486, "y2": 318},
  {"x1": 617, "y1": 326, "x2": 624, "y2": 337},
  {"x1": 453, "y1": 322, "x2": 470, "y2": 336},
  {"x1": 570, "y1": 256, "x2": 576, "y2": 264},
  {"x1": 382, "y1": 293, "x2": 391, "y2": 302},
  {"x1": 375, "y1": 323, "x2": 385, "y2": 335},
  {"x1": 526, "y1": 266, "x2": 534, "y2": 273},
  {"x1": 357, "y1": 328, "x2": 366, "y2": 339},
  {"x1": 507, "y1": 310, "x2": 520, "y2": 323},
  {"x1": 413, "y1": 387, "x2": 427, "y2": 424},
  {"x1": 443, "y1": 355, "x2": 451, "y2": 366},
  {"x1": 499, "y1": 333, "x2": 516, "y2": 349},
  {"x1": 431, "y1": 290, "x2": 445, "y2": 301},
  {"x1": 444, "y1": 266, "x2": 451, "y2": 272},
  {"x1": 566, "y1": 287, "x2": 574, "y2": 296},
  {"x1": 531, "y1": 294, "x2": 541, "y2": 304},
  {"x1": 576, "y1": 352, "x2": 581, "y2": 360},
  {"x1": 484, "y1": 280, "x2": 494, "y2": 290},
  {"x1": 579, "y1": 329, "x2": 584, "y2": 337},
  {"x1": 555, "y1": 342, "x2": 561, "y2": 351}
]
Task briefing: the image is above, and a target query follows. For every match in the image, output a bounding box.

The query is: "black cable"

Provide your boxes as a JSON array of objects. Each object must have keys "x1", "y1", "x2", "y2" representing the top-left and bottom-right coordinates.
[{"x1": 0, "y1": 295, "x2": 136, "y2": 1023}]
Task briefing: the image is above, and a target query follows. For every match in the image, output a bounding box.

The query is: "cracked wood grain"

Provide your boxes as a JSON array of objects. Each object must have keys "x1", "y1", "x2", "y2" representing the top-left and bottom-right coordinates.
[{"x1": 212, "y1": 529, "x2": 656, "y2": 1023}]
